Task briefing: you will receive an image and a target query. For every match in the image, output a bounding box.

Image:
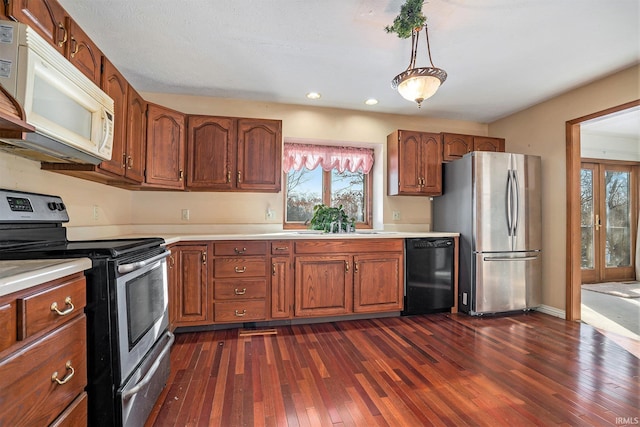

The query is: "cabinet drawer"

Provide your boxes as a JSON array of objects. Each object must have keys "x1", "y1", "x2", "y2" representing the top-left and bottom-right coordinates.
[
  {"x1": 0, "y1": 315, "x2": 87, "y2": 427},
  {"x1": 0, "y1": 302, "x2": 16, "y2": 353},
  {"x1": 215, "y1": 241, "x2": 267, "y2": 256},
  {"x1": 294, "y1": 239, "x2": 404, "y2": 254},
  {"x1": 17, "y1": 275, "x2": 86, "y2": 340},
  {"x1": 271, "y1": 240, "x2": 291, "y2": 255},
  {"x1": 50, "y1": 391, "x2": 88, "y2": 427},
  {"x1": 214, "y1": 257, "x2": 267, "y2": 278},
  {"x1": 214, "y1": 300, "x2": 266, "y2": 322},
  {"x1": 215, "y1": 279, "x2": 267, "y2": 300}
]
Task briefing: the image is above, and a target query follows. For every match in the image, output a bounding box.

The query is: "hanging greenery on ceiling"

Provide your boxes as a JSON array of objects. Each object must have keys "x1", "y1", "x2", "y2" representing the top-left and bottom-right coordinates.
[{"x1": 384, "y1": 0, "x2": 426, "y2": 39}]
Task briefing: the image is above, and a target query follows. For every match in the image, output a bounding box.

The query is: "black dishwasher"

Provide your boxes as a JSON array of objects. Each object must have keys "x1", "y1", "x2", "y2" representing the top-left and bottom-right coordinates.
[{"x1": 402, "y1": 238, "x2": 455, "y2": 315}]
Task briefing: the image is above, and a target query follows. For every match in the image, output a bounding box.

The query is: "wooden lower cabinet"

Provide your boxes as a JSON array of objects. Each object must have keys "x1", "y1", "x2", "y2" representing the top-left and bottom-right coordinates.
[
  {"x1": 169, "y1": 238, "x2": 405, "y2": 328},
  {"x1": 212, "y1": 241, "x2": 268, "y2": 323},
  {"x1": 294, "y1": 255, "x2": 352, "y2": 317},
  {"x1": 353, "y1": 252, "x2": 403, "y2": 313},
  {"x1": 172, "y1": 243, "x2": 210, "y2": 326},
  {"x1": 0, "y1": 273, "x2": 88, "y2": 426},
  {"x1": 293, "y1": 239, "x2": 404, "y2": 318}
]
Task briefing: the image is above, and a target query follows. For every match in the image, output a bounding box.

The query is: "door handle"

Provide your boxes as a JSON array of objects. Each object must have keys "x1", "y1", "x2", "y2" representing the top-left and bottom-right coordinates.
[
  {"x1": 511, "y1": 170, "x2": 519, "y2": 236},
  {"x1": 506, "y1": 172, "x2": 513, "y2": 236},
  {"x1": 595, "y1": 214, "x2": 601, "y2": 231}
]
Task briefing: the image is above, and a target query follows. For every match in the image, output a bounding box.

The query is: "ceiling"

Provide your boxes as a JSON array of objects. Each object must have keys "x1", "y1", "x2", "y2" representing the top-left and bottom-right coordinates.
[{"x1": 57, "y1": 0, "x2": 640, "y2": 123}]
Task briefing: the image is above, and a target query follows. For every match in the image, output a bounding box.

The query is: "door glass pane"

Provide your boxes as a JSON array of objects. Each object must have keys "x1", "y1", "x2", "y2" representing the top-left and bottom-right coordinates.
[
  {"x1": 331, "y1": 169, "x2": 365, "y2": 222},
  {"x1": 580, "y1": 169, "x2": 594, "y2": 269},
  {"x1": 285, "y1": 167, "x2": 322, "y2": 223},
  {"x1": 604, "y1": 170, "x2": 631, "y2": 268}
]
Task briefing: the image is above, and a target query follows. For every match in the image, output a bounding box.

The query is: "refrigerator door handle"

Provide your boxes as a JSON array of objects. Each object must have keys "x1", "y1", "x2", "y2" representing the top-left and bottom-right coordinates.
[
  {"x1": 512, "y1": 170, "x2": 520, "y2": 237},
  {"x1": 506, "y1": 171, "x2": 513, "y2": 236},
  {"x1": 484, "y1": 255, "x2": 539, "y2": 261}
]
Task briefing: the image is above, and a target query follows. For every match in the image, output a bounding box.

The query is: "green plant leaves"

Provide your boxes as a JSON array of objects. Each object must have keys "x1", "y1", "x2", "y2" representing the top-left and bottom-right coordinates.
[
  {"x1": 384, "y1": 0, "x2": 426, "y2": 39},
  {"x1": 309, "y1": 204, "x2": 353, "y2": 233}
]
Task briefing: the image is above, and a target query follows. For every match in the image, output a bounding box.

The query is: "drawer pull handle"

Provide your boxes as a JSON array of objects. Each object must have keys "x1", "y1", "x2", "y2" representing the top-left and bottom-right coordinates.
[
  {"x1": 234, "y1": 266, "x2": 247, "y2": 273},
  {"x1": 274, "y1": 246, "x2": 289, "y2": 251},
  {"x1": 50, "y1": 297, "x2": 74, "y2": 316},
  {"x1": 234, "y1": 247, "x2": 247, "y2": 254},
  {"x1": 51, "y1": 361, "x2": 75, "y2": 385},
  {"x1": 235, "y1": 309, "x2": 247, "y2": 317},
  {"x1": 234, "y1": 288, "x2": 247, "y2": 295}
]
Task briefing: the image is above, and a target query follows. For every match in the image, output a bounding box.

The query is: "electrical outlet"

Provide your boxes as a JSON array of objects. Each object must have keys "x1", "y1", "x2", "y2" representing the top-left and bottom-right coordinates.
[
  {"x1": 181, "y1": 209, "x2": 190, "y2": 221},
  {"x1": 92, "y1": 205, "x2": 99, "y2": 221},
  {"x1": 392, "y1": 211, "x2": 401, "y2": 220},
  {"x1": 265, "y1": 208, "x2": 275, "y2": 220}
]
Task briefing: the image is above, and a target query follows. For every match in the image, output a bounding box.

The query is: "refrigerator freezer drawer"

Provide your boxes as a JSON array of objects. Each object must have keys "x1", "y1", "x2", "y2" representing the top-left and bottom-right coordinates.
[{"x1": 471, "y1": 252, "x2": 541, "y2": 314}]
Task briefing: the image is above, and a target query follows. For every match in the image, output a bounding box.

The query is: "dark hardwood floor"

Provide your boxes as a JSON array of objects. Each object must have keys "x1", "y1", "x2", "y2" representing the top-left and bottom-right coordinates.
[{"x1": 146, "y1": 312, "x2": 639, "y2": 426}]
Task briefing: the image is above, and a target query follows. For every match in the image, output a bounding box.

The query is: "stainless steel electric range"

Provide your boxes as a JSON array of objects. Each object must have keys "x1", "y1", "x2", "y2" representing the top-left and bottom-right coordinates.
[{"x1": 0, "y1": 189, "x2": 173, "y2": 427}]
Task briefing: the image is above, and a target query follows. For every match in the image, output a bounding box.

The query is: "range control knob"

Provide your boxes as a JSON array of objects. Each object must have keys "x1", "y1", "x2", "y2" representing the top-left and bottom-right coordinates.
[
  {"x1": 56, "y1": 202, "x2": 66, "y2": 211},
  {"x1": 47, "y1": 202, "x2": 57, "y2": 211}
]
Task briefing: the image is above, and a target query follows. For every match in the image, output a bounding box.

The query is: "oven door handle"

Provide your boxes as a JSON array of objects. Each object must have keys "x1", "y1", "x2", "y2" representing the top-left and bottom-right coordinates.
[
  {"x1": 117, "y1": 250, "x2": 171, "y2": 274},
  {"x1": 121, "y1": 331, "x2": 175, "y2": 400}
]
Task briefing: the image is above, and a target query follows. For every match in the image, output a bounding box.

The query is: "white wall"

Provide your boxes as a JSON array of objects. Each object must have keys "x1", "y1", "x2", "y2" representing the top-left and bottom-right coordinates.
[
  {"x1": 489, "y1": 64, "x2": 640, "y2": 312},
  {"x1": 581, "y1": 132, "x2": 640, "y2": 161}
]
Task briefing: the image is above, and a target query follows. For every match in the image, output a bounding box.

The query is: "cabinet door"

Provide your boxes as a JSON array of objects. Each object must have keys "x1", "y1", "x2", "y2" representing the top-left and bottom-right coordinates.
[
  {"x1": 353, "y1": 253, "x2": 403, "y2": 313},
  {"x1": 294, "y1": 255, "x2": 352, "y2": 317},
  {"x1": 271, "y1": 257, "x2": 291, "y2": 319},
  {"x1": 175, "y1": 245, "x2": 208, "y2": 325},
  {"x1": 236, "y1": 119, "x2": 282, "y2": 192},
  {"x1": 99, "y1": 58, "x2": 127, "y2": 177},
  {"x1": 442, "y1": 133, "x2": 473, "y2": 161},
  {"x1": 145, "y1": 103, "x2": 185, "y2": 189},
  {"x1": 473, "y1": 136, "x2": 505, "y2": 153},
  {"x1": 186, "y1": 116, "x2": 235, "y2": 190},
  {"x1": 8, "y1": 0, "x2": 68, "y2": 54},
  {"x1": 166, "y1": 246, "x2": 178, "y2": 332},
  {"x1": 419, "y1": 133, "x2": 442, "y2": 195},
  {"x1": 125, "y1": 86, "x2": 146, "y2": 182},
  {"x1": 66, "y1": 19, "x2": 102, "y2": 85},
  {"x1": 397, "y1": 130, "x2": 422, "y2": 194}
]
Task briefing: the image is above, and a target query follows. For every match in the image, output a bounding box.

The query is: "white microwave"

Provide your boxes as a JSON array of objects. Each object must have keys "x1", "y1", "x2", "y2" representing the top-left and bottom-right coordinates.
[{"x1": 0, "y1": 20, "x2": 114, "y2": 164}]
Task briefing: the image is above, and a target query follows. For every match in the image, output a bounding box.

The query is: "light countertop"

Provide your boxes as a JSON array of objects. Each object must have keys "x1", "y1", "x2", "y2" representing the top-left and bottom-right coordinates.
[
  {"x1": 133, "y1": 231, "x2": 459, "y2": 245},
  {"x1": 0, "y1": 258, "x2": 92, "y2": 298}
]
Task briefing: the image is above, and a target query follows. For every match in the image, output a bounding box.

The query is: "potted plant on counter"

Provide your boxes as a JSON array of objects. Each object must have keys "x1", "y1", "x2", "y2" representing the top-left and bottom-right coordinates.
[{"x1": 309, "y1": 204, "x2": 354, "y2": 233}]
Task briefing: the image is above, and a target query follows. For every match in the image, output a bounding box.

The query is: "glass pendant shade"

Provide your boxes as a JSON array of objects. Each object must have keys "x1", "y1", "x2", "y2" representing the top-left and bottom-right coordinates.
[
  {"x1": 391, "y1": 25, "x2": 447, "y2": 107},
  {"x1": 392, "y1": 67, "x2": 446, "y2": 107}
]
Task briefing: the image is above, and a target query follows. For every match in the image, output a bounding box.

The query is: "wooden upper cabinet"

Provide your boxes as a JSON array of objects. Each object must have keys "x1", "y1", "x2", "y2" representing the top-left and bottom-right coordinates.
[
  {"x1": 7, "y1": 0, "x2": 68, "y2": 55},
  {"x1": 125, "y1": 86, "x2": 146, "y2": 183},
  {"x1": 236, "y1": 118, "x2": 282, "y2": 192},
  {"x1": 442, "y1": 133, "x2": 505, "y2": 162},
  {"x1": 99, "y1": 58, "x2": 127, "y2": 177},
  {"x1": 145, "y1": 103, "x2": 185, "y2": 189},
  {"x1": 8, "y1": 0, "x2": 102, "y2": 84},
  {"x1": 186, "y1": 116, "x2": 236, "y2": 190},
  {"x1": 186, "y1": 116, "x2": 282, "y2": 192},
  {"x1": 442, "y1": 133, "x2": 473, "y2": 161},
  {"x1": 473, "y1": 136, "x2": 505, "y2": 153},
  {"x1": 65, "y1": 19, "x2": 102, "y2": 85},
  {"x1": 387, "y1": 130, "x2": 442, "y2": 196}
]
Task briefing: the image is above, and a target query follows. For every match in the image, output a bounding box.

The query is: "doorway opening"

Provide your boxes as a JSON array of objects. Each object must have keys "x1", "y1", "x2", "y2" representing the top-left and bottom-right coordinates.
[{"x1": 566, "y1": 100, "x2": 640, "y2": 341}]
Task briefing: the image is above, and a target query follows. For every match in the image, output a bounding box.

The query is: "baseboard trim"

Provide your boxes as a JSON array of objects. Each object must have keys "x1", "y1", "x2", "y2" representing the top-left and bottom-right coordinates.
[{"x1": 535, "y1": 304, "x2": 566, "y2": 319}]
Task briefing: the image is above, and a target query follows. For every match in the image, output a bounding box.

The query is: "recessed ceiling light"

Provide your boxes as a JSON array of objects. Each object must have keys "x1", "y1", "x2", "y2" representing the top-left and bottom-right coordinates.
[
  {"x1": 364, "y1": 98, "x2": 378, "y2": 106},
  {"x1": 306, "y1": 92, "x2": 321, "y2": 100}
]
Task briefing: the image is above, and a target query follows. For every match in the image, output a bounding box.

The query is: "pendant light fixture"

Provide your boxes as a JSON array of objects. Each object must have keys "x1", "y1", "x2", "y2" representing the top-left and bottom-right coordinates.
[{"x1": 391, "y1": 24, "x2": 447, "y2": 108}]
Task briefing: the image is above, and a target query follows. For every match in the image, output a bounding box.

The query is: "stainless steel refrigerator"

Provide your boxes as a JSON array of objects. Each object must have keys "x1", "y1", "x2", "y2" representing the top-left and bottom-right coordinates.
[{"x1": 432, "y1": 152, "x2": 542, "y2": 315}]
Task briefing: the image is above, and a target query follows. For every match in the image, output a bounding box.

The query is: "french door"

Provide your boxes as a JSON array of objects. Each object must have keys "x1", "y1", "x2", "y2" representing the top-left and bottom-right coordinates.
[{"x1": 581, "y1": 161, "x2": 638, "y2": 283}]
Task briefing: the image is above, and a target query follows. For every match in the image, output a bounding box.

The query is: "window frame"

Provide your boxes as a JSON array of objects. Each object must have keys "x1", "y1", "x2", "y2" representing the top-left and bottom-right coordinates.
[{"x1": 283, "y1": 167, "x2": 373, "y2": 230}]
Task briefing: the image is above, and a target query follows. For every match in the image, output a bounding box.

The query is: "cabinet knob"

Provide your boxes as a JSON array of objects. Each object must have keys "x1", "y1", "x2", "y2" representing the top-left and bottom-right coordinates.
[
  {"x1": 234, "y1": 247, "x2": 247, "y2": 255},
  {"x1": 70, "y1": 36, "x2": 79, "y2": 57},
  {"x1": 234, "y1": 309, "x2": 247, "y2": 317},
  {"x1": 345, "y1": 260, "x2": 350, "y2": 273},
  {"x1": 234, "y1": 288, "x2": 247, "y2": 295},
  {"x1": 234, "y1": 266, "x2": 247, "y2": 273}
]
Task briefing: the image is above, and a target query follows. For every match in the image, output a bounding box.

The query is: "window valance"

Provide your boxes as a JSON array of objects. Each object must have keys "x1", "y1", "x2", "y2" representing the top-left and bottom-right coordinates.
[{"x1": 283, "y1": 143, "x2": 374, "y2": 174}]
